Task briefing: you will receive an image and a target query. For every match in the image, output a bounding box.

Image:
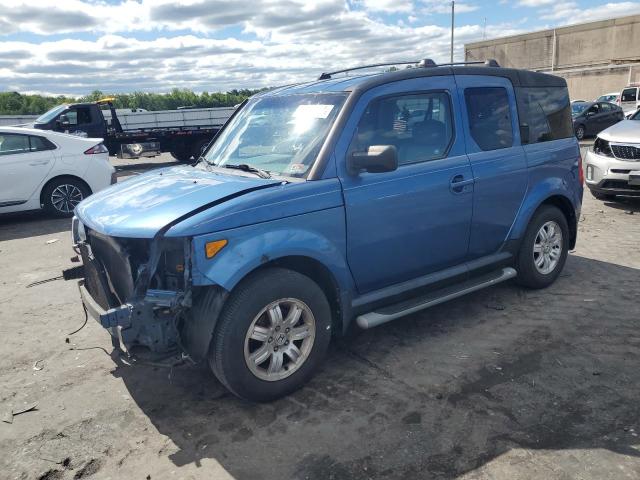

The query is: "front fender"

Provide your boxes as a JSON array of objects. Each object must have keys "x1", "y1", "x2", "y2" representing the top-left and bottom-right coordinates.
[{"x1": 191, "y1": 207, "x2": 352, "y2": 293}]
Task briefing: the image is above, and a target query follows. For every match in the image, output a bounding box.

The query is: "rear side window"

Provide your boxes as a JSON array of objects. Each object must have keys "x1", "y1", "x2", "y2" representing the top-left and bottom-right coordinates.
[
  {"x1": 600, "y1": 102, "x2": 612, "y2": 112},
  {"x1": 464, "y1": 87, "x2": 513, "y2": 151},
  {"x1": 350, "y1": 91, "x2": 454, "y2": 165},
  {"x1": 29, "y1": 135, "x2": 56, "y2": 152},
  {"x1": 0, "y1": 133, "x2": 30, "y2": 156},
  {"x1": 515, "y1": 87, "x2": 573, "y2": 144},
  {"x1": 621, "y1": 88, "x2": 637, "y2": 102}
]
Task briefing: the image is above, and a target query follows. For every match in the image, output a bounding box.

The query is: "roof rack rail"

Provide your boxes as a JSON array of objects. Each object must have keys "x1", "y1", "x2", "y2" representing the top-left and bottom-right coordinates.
[
  {"x1": 429, "y1": 59, "x2": 500, "y2": 68},
  {"x1": 317, "y1": 58, "x2": 499, "y2": 80},
  {"x1": 318, "y1": 59, "x2": 436, "y2": 80}
]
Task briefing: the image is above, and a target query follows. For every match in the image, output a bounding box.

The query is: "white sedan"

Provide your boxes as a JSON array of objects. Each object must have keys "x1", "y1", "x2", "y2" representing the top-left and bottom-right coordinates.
[{"x1": 0, "y1": 126, "x2": 115, "y2": 217}]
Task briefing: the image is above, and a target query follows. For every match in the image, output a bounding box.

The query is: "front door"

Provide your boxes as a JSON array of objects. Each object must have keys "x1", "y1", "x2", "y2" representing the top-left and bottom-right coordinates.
[{"x1": 337, "y1": 77, "x2": 473, "y2": 294}]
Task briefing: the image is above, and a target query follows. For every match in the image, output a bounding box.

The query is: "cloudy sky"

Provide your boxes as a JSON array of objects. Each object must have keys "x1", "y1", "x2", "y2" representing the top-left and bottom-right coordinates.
[{"x1": 0, "y1": 0, "x2": 639, "y2": 95}]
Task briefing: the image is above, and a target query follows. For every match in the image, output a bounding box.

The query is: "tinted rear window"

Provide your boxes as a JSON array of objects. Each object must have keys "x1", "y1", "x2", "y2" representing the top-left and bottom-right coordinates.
[
  {"x1": 621, "y1": 88, "x2": 637, "y2": 102},
  {"x1": 515, "y1": 87, "x2": 573, "y2": 144},
  {"x1": 464, "y1": 87, "x2": 513, "y2": 151}
]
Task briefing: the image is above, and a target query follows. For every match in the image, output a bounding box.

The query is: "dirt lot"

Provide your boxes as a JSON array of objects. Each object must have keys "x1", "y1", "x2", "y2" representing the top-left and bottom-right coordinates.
[{"x1": 1, "y1": 152, "x2": 640, "y2": 480}]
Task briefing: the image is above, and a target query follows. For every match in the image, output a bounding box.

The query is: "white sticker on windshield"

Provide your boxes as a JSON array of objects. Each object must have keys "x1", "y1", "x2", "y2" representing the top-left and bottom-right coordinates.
[{"x1": 293, "y1": 104, "x2": 334, "y2": 119}]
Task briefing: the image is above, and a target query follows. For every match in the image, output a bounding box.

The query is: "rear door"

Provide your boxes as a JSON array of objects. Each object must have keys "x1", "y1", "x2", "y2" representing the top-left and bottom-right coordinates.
[
  {"x1": 0, "y1": 133, "x2": 56, "y2": 206},
  {"x1": 337, "y1": 76, "x2": 474, "y2": 293},
  {"x1": 455, "y1": 76, "x2": 528, "y2": 260}
]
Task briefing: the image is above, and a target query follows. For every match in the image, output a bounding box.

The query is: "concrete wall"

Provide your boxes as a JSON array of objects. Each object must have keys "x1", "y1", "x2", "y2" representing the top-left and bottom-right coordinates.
[
  {"x1": 465, "y1": 14, "x2": 640, "y2": 101},
  {"x1": 0, "y1": 115, "x2": 37, "y2": 126}
]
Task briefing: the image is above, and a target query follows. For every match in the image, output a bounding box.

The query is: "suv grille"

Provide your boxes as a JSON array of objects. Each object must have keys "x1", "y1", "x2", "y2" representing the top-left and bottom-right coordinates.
[{"x1": 611, "y1": 144, "x2": 640, "y2": 160}]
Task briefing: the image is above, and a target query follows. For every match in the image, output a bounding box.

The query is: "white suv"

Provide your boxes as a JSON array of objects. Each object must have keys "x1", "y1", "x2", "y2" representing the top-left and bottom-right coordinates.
[{"x1": 0, "y1": 126, "x2": 115, "y2": 217}]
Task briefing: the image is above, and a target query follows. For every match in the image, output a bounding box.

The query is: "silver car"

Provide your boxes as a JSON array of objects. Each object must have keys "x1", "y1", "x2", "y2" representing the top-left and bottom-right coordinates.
[{"x1": 584, "y1": 113, "x2": 640, "y2": 200}]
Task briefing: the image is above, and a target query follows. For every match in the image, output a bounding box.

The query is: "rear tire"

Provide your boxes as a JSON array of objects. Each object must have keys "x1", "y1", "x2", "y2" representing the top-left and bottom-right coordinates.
[
  {"x1": 170, "y1": 150, "x2": 192, "y2": 163},
  {"x1": 209, "y1": 268, "x2": 332, "y2": 402},
  {"x1": 516, "y1": 205, "x2": 569, "y2": 289},
  {"x1": 42, "y1": 177, "x2": 90, "y2": 218},
  {"x1": 192, "y1": 139, "x2": 211, "y2": 160}
]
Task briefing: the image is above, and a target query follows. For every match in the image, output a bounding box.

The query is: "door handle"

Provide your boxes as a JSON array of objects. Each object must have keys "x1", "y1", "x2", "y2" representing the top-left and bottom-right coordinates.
[{"x1": 450, "y1": 174, "x2": 474, "y2": 194}]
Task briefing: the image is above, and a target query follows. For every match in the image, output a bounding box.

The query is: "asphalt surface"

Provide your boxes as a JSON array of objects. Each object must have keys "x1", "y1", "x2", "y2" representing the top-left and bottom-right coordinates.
[{"x1": 1, "y1": 146, "x2": 640, "y2": 480}]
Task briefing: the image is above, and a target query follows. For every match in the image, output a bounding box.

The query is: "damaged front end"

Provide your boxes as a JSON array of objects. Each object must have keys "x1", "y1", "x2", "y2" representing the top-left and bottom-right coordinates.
[{"x1": 69, "y1": 216, "x2": 194, "y2": 359}]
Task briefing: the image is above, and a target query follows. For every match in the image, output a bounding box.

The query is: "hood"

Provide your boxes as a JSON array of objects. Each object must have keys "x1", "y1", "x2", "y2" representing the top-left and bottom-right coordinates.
[
  {"x1": 598, "y1": 120, "x2": 640, "y2": 143},
  {"x1": 75, "y1": 166, "x2": 280, "y2": 238}
]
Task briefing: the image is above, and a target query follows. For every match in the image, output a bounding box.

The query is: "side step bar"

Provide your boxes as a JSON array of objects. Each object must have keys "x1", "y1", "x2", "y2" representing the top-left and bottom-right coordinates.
[{"x1": 356, "y1": 267, "x2": 517, "y2": 329}]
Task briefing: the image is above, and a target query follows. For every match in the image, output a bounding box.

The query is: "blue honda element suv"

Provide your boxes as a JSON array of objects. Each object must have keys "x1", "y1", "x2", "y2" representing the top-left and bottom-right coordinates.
[{"x1": 69, "y1": 59, "x2": 583, "y2": 401}]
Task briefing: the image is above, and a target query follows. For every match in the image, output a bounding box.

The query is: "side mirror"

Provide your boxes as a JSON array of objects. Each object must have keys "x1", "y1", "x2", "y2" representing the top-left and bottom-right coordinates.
[
  {"x1": 58, "y1": 114, "x2": 70, "y2": 129},
  {"x1": 348, "y1": 145, "x2": 398, "y2": 175},
  {"x1": 586, "y1": 111, "x2": 595, "y2": 118}
]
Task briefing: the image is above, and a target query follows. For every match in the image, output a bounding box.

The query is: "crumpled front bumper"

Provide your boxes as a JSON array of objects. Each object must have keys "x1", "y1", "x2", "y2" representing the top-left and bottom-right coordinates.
[{"x1": 78, "y1": 279, "x2": 183, "y2": 355}]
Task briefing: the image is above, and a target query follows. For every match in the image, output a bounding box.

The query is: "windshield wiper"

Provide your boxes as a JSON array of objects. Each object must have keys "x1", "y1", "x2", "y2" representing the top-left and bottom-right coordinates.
[{"x1": 223, "y1": 163, "x2": 272, "y2": 179}]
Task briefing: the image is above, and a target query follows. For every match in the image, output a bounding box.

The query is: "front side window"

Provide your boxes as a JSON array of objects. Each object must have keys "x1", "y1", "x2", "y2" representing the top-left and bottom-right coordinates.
[
  {"x1": 204, "y1": 93, "x2": 347, "y2": 178},
  {"x1": 587, "y1": 104, "x2": 600, "y2": 115},
  {"x1": 465, "y1": 87, "x2": 513, "y2": 151},
  {"x1": 516, "y1": 87, "x2": 573, "y2": 144},
  {"x1": 0, "y1": 134, "x2": 30, "y2": 156},
  {"x1": 349, "y1": 92, "x2": 453, "y2": 165},
  {"x1": 621, "y1": 88, "x2": 637, "y2": 102}
]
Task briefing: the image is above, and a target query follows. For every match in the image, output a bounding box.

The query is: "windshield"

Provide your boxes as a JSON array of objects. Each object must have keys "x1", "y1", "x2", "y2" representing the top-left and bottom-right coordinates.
[
  {"x1": 571, "y1": 103, "x2": 588, "y2": 116},
  {"x1": 35, "y1": 104, "x2": 68, "y2": 124},
  {"x1": 204, "y1": 93, "x2": 347, "y2": 178}
]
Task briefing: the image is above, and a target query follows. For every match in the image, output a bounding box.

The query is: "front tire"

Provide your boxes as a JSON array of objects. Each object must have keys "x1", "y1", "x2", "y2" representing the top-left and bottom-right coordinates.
[
  {"x1": 209, "y1": 268, "x2": 332, "y2": 402},
  {"x1": 575, "y1": 124, "x2": 585, "y2": 140},
  {"x1": 516, "y1": 205, "x2": 569, "y2": 289},
  {"x1": 42, "y1": 177, "x2": 90, "y2": 218}
]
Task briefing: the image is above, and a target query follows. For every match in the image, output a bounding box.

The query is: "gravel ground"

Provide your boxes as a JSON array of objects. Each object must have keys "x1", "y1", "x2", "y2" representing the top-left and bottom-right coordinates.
[{"x1": 0, "y1": 150, "x2": 639, "y2": 480}]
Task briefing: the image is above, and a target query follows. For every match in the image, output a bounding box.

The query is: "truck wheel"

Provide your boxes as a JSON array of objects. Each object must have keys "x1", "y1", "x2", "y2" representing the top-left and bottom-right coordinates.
[
  {"x1": 516, "y1": 205, "x2": 569, "y2": 289},
  {"x1": 192, "y1": 139, "x2": 210, "y2": 159},
  {"x1": 209, "y1": 268, "x2": 332, "y2": 402},
  {"x1": 42, "y1": 177, "x2": 90, "y2": 218},
  {"x1": 170, "y1": 149, "x2": 192, "y2": 163}
]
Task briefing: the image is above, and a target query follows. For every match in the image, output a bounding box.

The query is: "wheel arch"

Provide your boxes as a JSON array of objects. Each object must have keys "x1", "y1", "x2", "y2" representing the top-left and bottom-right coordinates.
[
  {"x1": 39, "y1": 174, "x2": 92, "y2": 207},
  {"x1": 512, "y1": 192, "x2": 578, "y2": 250},
  {"x1": 183, "y1": 255, "x2": 346, "y2": 364}
]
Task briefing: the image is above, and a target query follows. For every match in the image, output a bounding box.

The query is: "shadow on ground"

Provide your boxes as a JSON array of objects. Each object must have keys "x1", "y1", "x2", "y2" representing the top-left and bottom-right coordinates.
[
  {"x1": 112, "y1": 255, "x2": 640, "y2": 479},
  {"x1": 0, "y1": 211, "x2": 71, "y2": 242}
]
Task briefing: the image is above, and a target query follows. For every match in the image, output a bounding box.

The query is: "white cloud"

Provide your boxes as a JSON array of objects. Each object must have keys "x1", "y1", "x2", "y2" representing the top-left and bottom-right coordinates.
[
  {"x1": 541, "y1": 1, "x2": 640, "y2": 22},
  {"x1": 0, "y1": 0, "x2": 521, "y2": 95},
  {"x1": 359, "y1": 0, "x2": 414, "y2": 13},
  {"x1": 518, "y1": 0, "x2": 555, "y2": 6}
]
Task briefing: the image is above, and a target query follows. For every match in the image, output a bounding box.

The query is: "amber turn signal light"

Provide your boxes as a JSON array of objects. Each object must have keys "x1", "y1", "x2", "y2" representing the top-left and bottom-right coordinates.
[{"x1": 205, "y1": 239, "x2": 228, "y2": 259}]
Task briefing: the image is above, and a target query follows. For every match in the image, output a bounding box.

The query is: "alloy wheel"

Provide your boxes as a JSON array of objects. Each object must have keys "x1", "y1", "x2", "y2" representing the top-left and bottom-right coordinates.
[
  {"x1": 533, "y1": 220, "x2": 563, "y2": 275},
  {"x1": 244, "y1": 298, "x2": 316, "y2": 381},
  {"x1": 50, "y1": 184, "x2": 84, "y2": 214}
]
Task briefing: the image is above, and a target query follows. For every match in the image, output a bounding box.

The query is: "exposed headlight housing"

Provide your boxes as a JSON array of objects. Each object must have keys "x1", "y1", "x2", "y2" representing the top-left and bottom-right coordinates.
[
  {"x1": 593, "y1": 137, "x2": 613, "y2": 157},
  {"x1": 71, "y1": 216, "x2": 87, "y2": 252}
]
